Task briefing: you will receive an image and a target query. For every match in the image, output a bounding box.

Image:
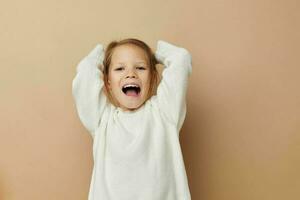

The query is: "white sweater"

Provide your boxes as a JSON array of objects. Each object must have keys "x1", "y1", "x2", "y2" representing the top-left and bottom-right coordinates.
[{"x1": 72, "y1": 40, "x2": 192, "y2": 200}]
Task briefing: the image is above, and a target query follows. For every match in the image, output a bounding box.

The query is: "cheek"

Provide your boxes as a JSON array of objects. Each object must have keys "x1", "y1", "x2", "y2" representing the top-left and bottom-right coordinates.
[
  {"x1": 142, "y1": 73, "x2": 151, "y2": 89},
  {"x1": 109, "y1": 78, "x2": 122, "y2": 94},
  {"x1": 108, "y1": 73, "x2": 118, "y2": 87},
  {"x1": 145, "y1": 72, "x2": 151, "y2": 84},
  {"x1": 141, "y1": 71, "x2": 150, "y2": 80}
]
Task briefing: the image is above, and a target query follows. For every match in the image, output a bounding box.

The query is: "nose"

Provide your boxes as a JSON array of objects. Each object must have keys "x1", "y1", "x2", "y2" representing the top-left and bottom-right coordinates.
[
  {"x1": 126, "y1": 74, "x2": 136, "y2": 78},
  {"x1": 126, "y1": 75, "x2": 136, "y2": 79},
  {"x1": 125, "y1": 69, "x2": 137, "y2": 79}
]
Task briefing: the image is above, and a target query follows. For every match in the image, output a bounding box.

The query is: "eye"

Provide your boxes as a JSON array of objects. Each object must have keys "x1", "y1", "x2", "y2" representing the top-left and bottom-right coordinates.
[
  {"x1": 115, "y1": 67, "x2": 124, "y2": 71},
  {"x1": 137, "y1": 66, "x2": 146, "y2": 70}
]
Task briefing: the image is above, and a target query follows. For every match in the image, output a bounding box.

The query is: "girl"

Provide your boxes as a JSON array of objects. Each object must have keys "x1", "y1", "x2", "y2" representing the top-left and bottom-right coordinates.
[{"x1": 72, "y1": 38, "x2": 192, "y2": 200}]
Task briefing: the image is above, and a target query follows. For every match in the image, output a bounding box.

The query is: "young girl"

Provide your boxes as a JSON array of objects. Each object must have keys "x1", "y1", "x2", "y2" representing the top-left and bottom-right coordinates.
[{"x1": 72, "y1": 39, "x2": 192, "y2": 200}]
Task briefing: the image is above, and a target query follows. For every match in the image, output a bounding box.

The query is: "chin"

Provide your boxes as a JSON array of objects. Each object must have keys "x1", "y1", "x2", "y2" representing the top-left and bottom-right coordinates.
[{"x1": 124, "y1": 102, "x2": 142, "y2": 110}]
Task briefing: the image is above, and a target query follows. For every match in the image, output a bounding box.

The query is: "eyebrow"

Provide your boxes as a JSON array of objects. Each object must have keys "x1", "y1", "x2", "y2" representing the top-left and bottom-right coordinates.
[{"x1": 116, "y1": 61, "x2": 147, "y2": 64}]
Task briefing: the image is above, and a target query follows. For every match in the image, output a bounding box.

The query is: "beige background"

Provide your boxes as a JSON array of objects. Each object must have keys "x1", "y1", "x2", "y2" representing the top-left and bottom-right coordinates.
[{"x1": 1, "y1": 0, "x2": 299, "y2": 199}]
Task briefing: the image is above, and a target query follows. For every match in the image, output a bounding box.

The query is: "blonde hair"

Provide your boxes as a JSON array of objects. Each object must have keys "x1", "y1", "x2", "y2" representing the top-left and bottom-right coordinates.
[{"x1": 102, "y1": 38, "x2": 159, "y2": 106}]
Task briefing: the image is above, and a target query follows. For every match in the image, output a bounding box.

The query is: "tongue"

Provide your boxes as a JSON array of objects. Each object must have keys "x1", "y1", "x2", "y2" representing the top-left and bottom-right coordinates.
[{"x1": 126, "y1": 90, "x2": 138, "y2": 97}]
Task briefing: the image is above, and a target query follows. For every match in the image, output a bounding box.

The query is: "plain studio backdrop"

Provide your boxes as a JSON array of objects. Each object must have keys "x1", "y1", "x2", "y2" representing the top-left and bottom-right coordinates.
[{"x1": 0, "y1": 0, "x2": 299, "y2": 199}]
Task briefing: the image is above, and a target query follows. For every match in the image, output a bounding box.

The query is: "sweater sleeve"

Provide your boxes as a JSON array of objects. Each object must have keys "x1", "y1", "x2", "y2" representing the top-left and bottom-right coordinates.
[
  {"x1": 72, "y1": 44, "x2": 108, "y2": 137},
  {"x1": 153, "y1": 40, "x2": 192, "y2": 132}
]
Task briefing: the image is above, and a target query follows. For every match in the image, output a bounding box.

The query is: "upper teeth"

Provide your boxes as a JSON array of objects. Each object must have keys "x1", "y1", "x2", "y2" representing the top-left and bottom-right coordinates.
[{"x1": 123, "y1": 84, "x2": 139, "y2": 88}]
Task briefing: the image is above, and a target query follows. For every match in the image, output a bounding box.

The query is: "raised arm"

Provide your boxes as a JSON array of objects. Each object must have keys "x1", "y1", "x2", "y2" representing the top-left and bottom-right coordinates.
[
  {"x1": 153, "y1": 40, "x2": 192, "y2": 132},
  {"x1": 72, "y1": 44, "x2": 108, "y2": 137}
]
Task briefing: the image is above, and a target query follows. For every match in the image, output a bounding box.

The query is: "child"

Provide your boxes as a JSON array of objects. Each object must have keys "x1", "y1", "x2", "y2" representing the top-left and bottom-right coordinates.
[{"x1": 72, "y1": 39, "x2": 192, "y2": 200}]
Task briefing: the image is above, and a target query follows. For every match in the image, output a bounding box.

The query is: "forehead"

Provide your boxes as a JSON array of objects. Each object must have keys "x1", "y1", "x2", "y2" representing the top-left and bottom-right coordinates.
[{"x1": 111, "y1": 44, "x2": 148, "y2": 65}]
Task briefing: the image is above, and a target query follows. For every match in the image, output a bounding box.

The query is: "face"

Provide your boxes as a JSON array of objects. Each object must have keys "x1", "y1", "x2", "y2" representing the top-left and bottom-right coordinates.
[{"x1": 108, "y1": 44, "x2": 151, "y2": 111}]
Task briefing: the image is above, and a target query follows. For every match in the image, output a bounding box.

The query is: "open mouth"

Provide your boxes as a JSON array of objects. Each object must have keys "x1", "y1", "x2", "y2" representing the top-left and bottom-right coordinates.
[{"x1": 122, "y1": 84, "x2": 141, "y2": 97}]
